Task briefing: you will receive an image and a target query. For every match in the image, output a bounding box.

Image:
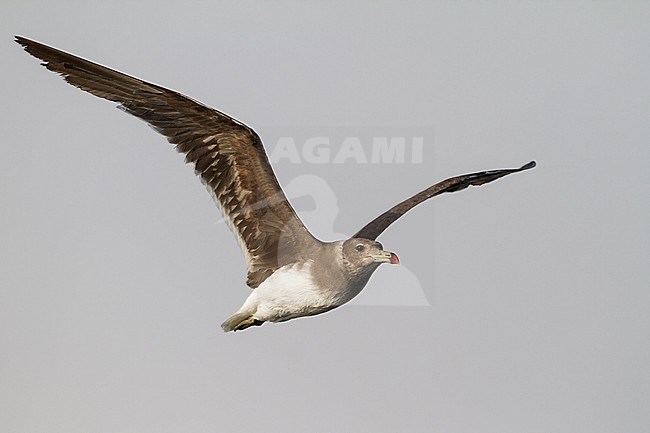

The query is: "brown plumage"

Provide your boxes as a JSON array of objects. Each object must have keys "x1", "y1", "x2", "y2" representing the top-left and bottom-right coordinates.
[
  {"x1": 16, "y1": 36, "x2": 318, "y2": 289},
  {"x1": 354, "y1": 161, "x2": 536, "y2": 240}
]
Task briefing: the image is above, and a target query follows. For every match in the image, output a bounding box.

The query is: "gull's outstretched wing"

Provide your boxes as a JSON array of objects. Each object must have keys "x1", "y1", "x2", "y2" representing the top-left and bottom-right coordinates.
[
  {"x1": 354, "y1": 161, "x2": 536, "y2": 240},
  {"x1": 17, "y1": 36, "x2": 318, "y2": 288}
]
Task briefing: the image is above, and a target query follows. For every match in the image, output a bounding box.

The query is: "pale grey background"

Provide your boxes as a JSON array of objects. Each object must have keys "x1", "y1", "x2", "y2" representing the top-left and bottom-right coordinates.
[{"x1": 1, "y1": 2, "x2": 648, "y2": 433}]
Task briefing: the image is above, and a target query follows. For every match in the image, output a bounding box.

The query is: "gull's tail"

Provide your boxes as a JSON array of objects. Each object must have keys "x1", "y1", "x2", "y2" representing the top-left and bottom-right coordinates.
[{"x1": 221, "y1": 311, "x2": 264, "y2": 332}]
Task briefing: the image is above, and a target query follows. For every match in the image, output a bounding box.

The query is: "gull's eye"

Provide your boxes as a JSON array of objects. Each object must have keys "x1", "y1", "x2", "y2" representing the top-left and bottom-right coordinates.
[{"x1": 355, "y1": 244, "x2": 365, "y2": 252}]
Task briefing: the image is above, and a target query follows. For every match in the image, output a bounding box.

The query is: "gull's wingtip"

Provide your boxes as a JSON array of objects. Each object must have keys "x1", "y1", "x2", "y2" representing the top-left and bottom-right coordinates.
[
  {"x1": 15, "y1": 35, "x2": 36, "y2": 51},
  {"x1": 15, "y1": 36, "x2": 46, "y2": 50},
  {"x1": 521, "y1": 160, "x2": 537, "y2": 170}
]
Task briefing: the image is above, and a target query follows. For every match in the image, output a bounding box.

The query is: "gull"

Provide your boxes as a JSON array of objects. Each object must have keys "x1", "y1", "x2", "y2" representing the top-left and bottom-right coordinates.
[{"x1": 16, "y1": 36, "x2": 536, "y2": 332}]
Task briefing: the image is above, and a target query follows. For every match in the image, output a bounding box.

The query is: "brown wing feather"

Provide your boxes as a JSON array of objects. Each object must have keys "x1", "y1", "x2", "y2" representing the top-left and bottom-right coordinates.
[
  {"x1": 354, "y1": 161, "x2": 536, "y2": 240},
  {"x1": 16, "y1": 36, "x2": 318, "y2": 288}
]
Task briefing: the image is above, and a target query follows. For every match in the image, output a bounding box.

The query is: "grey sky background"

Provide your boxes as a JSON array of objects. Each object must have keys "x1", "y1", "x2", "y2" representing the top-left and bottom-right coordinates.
[{"x1": 1, "y1": 2, "x2": 648, "y2": 432}]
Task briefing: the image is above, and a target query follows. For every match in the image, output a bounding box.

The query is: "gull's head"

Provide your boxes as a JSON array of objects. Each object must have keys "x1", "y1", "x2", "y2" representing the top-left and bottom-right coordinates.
[{"x1": 341, "y1": 238, "x2": 399, "y2": 277}]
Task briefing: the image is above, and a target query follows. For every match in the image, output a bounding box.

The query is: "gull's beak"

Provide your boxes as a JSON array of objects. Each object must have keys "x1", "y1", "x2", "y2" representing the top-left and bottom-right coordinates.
[{"x1": 371, "y1": 250, "x2": 400, "y2": 265}]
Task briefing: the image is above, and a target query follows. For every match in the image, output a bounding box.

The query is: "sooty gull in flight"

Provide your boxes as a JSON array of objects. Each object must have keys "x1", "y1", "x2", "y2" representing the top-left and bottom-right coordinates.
[{"x1": 16, "y1": 36, "x2": 536, "y2": 332}]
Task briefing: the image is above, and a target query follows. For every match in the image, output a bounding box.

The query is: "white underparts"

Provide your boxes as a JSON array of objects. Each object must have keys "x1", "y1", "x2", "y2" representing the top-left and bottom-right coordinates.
[{"x1": 236, "y1": 261, "x2": 341, "y2": 323}]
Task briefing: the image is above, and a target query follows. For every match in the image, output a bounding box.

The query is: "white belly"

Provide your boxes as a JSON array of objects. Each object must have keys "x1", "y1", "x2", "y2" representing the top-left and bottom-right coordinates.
[{"x1": 239, "y1": 261, "x2": 349, "y2": 323}]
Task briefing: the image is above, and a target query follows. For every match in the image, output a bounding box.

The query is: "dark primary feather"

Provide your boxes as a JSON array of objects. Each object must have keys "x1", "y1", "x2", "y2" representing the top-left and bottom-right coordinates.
[
  {"x1": 354, "y1": 161, "x2": 536, "y2": 240},
  {"x1": 16, "y1": 36, "x2": 318, "y2": 288}
]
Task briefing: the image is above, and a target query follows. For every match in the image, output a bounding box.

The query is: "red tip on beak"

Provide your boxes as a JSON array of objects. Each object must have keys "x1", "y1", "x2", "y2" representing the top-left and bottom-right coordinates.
[{"x1": 390, "y1": 253, "x2": 400, "y2": 265}]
